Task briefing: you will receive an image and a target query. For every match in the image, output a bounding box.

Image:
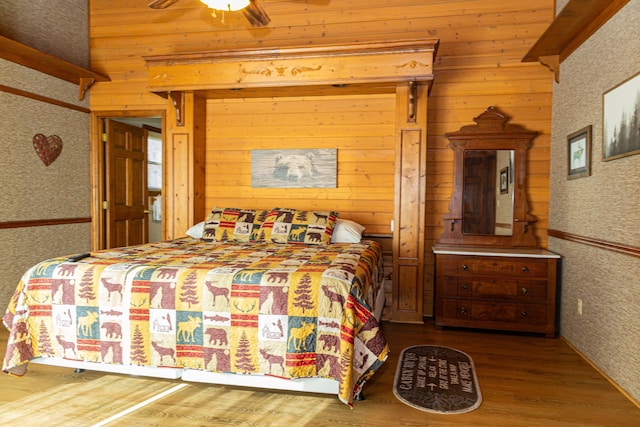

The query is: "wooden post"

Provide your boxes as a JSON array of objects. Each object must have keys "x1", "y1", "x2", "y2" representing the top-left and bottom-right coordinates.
[
  {"x1": 163, "y1": 91, "x2": 206, "y2": 239},
  {"x1": 391, "y1": 82, "x2": 428, "y2": 323}
]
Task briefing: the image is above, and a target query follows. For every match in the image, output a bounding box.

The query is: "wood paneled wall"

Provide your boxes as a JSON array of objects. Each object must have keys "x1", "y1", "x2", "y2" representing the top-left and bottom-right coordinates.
[
  {"x1": 88, "y1": 0, "x2": 555, "y2": 315},
  {"x1": 205, "y1": 94, "x2": 396, "y2": 234}
]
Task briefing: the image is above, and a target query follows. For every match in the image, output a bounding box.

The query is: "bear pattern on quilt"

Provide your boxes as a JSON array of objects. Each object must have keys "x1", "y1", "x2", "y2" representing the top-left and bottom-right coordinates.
[{"x1": 2, "y1": 238, "x2": 388, "y2": 406}]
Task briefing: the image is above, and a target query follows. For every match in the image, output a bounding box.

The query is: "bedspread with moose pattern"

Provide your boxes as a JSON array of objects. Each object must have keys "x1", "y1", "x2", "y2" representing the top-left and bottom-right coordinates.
[{"x1": 2, "y1": 238, "x2": 388, "y2": 406}]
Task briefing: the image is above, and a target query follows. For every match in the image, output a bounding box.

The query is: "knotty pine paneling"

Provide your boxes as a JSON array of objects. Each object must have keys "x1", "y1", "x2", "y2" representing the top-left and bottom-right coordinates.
[
  {"x1": 88, "y1": 0, "x2": 555, "y2": 316},
  {"x1": 205, "y1": 94, "x2": 397, "y2": 235}
]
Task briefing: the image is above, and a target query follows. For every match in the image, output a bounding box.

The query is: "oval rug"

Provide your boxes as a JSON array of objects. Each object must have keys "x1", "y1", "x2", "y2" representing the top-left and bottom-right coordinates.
[{"x1": 393, "y1": 345, "x2": 482, "y2": 414}]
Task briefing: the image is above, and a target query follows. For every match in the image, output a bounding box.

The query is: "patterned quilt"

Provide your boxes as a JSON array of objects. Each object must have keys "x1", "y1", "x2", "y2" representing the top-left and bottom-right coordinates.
[{"x1": 2, "y1": 238, "x2": 388, "y2": 406}]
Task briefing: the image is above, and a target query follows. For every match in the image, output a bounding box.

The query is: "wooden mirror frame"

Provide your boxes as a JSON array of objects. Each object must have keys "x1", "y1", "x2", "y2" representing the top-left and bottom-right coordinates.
[{"x1": 437, "y1": 106, "x2": 539, "y2": 248}]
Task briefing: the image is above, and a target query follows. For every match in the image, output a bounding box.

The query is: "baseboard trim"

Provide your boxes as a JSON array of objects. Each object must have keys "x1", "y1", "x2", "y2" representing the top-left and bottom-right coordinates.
[{"x1": 560, "y1": 335, "x2": 640, "y2": 410}]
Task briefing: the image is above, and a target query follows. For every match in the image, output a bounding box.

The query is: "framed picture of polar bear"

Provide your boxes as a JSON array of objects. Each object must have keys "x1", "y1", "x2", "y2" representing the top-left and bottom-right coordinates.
[{"x1": 251, "y1": 149, "x2": 337, "y2": 188}]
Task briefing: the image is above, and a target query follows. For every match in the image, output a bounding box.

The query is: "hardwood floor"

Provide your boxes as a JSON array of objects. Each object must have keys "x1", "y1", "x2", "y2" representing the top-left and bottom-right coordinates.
[{"x1": 1, "y1": 320, "x2": 638, "y2": 426}]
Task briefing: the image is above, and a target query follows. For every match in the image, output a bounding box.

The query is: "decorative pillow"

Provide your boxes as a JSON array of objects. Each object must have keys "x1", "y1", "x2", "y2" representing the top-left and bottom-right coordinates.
[
  {"x1": 186, "y1": 221, "x2": 205, "y2": 239},
  {"x1": 331, "y1": 219, "x2": 366, "y2": 243},
  {"x1": 257, "y1": 208, "x2": 339, "y2": 245},
  {"x1": 202, "y1": 208, "x2": 268, "y2": 243}
]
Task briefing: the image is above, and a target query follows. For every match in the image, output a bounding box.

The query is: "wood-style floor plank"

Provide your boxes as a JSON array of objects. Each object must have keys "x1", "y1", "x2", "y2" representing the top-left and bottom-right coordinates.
[{"x1": 1, "y1": 321, "x2": 638, "y2": 426}]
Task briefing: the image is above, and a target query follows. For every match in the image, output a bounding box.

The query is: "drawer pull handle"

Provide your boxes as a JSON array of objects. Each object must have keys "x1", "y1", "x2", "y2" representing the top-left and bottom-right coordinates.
[
  {"x1": 462, "y1": 264, "x2": 469, "y2": 271},
  {"x1": 460, "y1": 307, "x2": 468, "y2": 315},
  {"x1": 521, "y1": 311, "x2": 528, "y2": 317},
  {"x1": 522, "y1": 266, "x2": 529, "y2": 273},
  {"x1": 521, "y1": 287, "x2": 529, "y2": 295},
  {"x1": 462, "y1": 284, "x2": 469, "y2": 290}
]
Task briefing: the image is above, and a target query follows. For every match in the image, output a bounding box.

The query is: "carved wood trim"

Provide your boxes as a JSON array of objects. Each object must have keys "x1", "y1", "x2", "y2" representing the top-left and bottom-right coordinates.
[
  {"x1": 547, "y1": 229, "x2": 640, "y2": 259},
  {"x1": 0, "y1": 217, "x2": 92, "y2": 230},
  {"x1": 438, "y1": 107, "x2": 538, "y2": 248},
  {"x1": 169, "y1": 91, "x2": 185, "y2": 127},
  {"x1": 143, "y1": 39, "x2": 439, "y2": 94},
  {"x1": 78, "y1": 77, "x2": 96, "y2": 101},
  {"x1": 407, "y1": 81, "x2": 417, "y2": 123},
  {"x1": 539, "y1": 55, "x2": 559, "y2": 83}
]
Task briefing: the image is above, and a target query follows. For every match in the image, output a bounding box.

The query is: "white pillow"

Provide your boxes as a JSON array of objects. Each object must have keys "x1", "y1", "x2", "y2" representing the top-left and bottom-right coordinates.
[
  {"x1": 331, "y1": 219, "x2": 365, "y2": 243},
  {"x1": 186, "y1": 221, "x2": 205, "y2": 239}
]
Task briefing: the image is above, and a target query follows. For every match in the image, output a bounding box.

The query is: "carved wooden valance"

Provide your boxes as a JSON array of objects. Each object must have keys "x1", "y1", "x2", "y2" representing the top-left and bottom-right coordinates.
[
  {"x1": 143, "y1": 39, "x2": 439, "y2": 94},
  {"x1": 144, "y1": 39, "x2": 438, "y2": 126}
]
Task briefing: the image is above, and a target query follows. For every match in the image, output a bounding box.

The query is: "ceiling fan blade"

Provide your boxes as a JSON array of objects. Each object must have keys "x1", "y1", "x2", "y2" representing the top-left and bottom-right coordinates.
[
  {"x1": 242, "y1": 0, "x2": 271, "y2": 27},
  {"x1": 148, "y1": 0, "x2": 180, "y2": 9}
]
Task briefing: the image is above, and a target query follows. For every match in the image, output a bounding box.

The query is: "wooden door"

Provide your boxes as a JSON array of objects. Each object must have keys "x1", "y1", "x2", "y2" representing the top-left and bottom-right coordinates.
[{"x1": 105, "y1": 119, "x2": 148, "y2": 248}]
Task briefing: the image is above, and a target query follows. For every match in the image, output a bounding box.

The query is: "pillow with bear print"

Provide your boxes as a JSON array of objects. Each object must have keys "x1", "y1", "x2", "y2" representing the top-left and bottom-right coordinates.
[
  {"x1": 202, "y1": 207, "x2": 268, "y2": 243},
  {"x1": 257, "y1": 207, "x2": 338, "y2": 245}
]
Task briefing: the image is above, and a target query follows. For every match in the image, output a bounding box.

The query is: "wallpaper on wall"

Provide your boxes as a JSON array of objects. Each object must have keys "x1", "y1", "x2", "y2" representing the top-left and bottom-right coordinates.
[
  {"x1": 549, "y1": 1, "x2": 640, "y2": 404},
  {"x1": 0, "y1": 90, "x2": 90, "y2": 222},
  {"x1": 0, "y1": 0, "x2": 92, "y2": 314}
]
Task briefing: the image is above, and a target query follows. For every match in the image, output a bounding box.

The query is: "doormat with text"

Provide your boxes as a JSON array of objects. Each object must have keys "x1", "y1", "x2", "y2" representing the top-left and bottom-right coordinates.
[{"x1": 393, "y1": 345, "x2": 482, "y2": 414}]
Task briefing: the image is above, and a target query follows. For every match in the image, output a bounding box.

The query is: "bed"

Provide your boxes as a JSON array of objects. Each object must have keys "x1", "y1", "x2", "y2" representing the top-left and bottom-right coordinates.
[{"x1": 2, "y1": 207, "x2": 388, "y2": 407}]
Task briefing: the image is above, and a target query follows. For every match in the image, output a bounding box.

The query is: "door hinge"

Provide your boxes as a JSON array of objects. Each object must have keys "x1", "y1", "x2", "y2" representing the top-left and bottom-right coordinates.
[
  {"x1": 102, "y1": 132, "x2": 108, "y2": 143},
  {"x1": 103, "y1": 201, "x2": 109, "y2": 210}
]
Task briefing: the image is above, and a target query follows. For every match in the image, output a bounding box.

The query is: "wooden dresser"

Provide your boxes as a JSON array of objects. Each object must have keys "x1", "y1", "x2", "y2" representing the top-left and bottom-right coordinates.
[
  {"x1": 433, "y1": 246, "x2": 560, "y2": 337},
  {"x1": 435, "y1": 108, "x2": 561, "y2": 337}
]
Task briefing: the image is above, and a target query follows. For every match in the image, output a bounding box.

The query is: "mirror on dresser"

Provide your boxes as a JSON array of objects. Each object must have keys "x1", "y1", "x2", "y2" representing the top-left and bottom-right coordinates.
[
  {"x1": 437, "y1": 106, "x2": 538, "y2": 248},
  {"x1": 433, "y1": 107, "x2": 560, "y2": 337},
  {"x1": 462, "y1": 149, "x2": 514, "y2": 236}
]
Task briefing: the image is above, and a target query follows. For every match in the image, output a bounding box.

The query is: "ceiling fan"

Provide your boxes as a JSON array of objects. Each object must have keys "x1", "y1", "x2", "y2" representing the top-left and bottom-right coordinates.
[{"x1": 148, "y1": 0, "x2": 272, "y2": 27}]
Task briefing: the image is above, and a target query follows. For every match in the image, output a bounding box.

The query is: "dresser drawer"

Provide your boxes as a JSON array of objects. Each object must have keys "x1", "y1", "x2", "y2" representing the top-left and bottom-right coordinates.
[
  {"x1": 467, "y1": 277, "x2": 519, "y2": 298},
  {"x1": 440, "y1": 298, "x2": 547, "y2": 326},
  {"x1": 444, "y1": 277, "x2": 548, "y2": 301},
  {"x1": 457, "y1": 257, "x2": 548, "y2": 278},
  {"x1": 473, "y1": 302, "x2": 547, "y2": 326}
]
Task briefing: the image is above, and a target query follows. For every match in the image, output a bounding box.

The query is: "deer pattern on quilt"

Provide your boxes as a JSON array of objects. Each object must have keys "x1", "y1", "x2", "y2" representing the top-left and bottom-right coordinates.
[{"x1": 2, "y1": 238, "x2": 389, "y2": 407}]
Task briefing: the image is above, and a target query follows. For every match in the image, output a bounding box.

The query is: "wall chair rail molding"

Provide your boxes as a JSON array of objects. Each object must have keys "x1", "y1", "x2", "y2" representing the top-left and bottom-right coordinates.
[
  {"x1": 522, "y1": 0, "x2": 630, "y2": 82},
  {"x1": 0, "y1": 84, "x2": 90, "y2": 113},
  {"x1": 0, "y1": 217, "x2": 92, "y2": 230},
  {"x1": 547, "y1": 229, "x2": 640, "y2": 259}
]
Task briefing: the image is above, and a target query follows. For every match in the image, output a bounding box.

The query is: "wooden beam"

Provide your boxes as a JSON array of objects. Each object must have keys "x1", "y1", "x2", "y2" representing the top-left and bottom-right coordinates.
[
  {"x1": 143, "y1": 39, "x2": 439, "y2": 93},
  {"x1": 523, "y1": 0, "x2": 630, "y2": 64},
  {"x1": 0, "y1": 35, "x2": 110, "y2": 100}
]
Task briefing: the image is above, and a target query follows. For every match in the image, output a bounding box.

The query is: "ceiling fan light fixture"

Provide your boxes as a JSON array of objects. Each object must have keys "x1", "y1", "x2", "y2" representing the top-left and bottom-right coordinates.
[{"x1": 200, "y1": 0, "x2": 250, "y2": 11}]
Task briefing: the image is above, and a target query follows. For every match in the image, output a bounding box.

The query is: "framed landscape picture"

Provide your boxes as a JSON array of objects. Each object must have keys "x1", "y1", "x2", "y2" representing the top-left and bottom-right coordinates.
[
  {"x1": 603, "y1": 72, "x2": 640, "y2": 161},
  {"x1": 567, "y1": 125, "x2": 591, "y2": 180}
]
